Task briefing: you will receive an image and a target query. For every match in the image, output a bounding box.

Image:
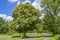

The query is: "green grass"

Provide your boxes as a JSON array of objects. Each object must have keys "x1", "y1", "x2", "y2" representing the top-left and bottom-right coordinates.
[
  {"x1": 0, "y1": 36, "x2": 43, "y2": 40},
  {"x1": 0, "y1": 33, "x2": 40, "y2": 40},
  {"x1": 0, "y1": 35, "x2": 22, "y2": 40},
  {"x1": 35, "y1": 35, "x2": 60, "y2": 40},
  {"x1": 26, "y1": 33, "x2": 41, "y2": 37},
  {"x1": 50, "y1": 37, "x2": 56, "y2": 40},
  {"x1": 0, "y1": 33, "x2": 60, "y2": 40},
  {"x1": 50, "y1": 35, "x2": 60, "y2": 40}
]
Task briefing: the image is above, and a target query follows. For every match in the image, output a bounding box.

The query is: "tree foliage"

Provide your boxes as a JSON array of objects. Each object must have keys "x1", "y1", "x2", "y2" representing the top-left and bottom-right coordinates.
[
  {"x1": 41, "y1": 0, "x2": 60, "y2": 35},
  {"x1": 11, "y1": 2, "x2": 41, "y2": 37},
  {"x1": 41, "y1": 0, "x2": 60, "y2": 16},
  {"x1": 43, "y1": 12, "x2": 55, "y2": 33},
  {"x1": 0, "y1": 18, "x2": 9, "y2": 34},
  {"x1": 35, "y1": 19, "x2": 44, "y2": 33}
]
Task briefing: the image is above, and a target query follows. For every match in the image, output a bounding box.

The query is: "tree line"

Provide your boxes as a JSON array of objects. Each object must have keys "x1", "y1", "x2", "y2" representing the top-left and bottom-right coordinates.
[{"x1": 0, "y1": 0, "x2": 60, "y2": 37}]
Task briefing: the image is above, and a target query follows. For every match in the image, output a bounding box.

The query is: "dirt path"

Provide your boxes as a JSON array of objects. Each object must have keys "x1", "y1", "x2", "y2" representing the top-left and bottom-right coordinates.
[
  {"x1": 22, "y1": 36, "x2": 50, "y2": 40},
  {"x1": 45, "y1": 37, "x2": 50, "y2": 40},
  {"x1": 17, "y1": 33, "x2": 52, "y2": 40},
  {"x1": 22, "y1": 38, "x2": 35, "y2": 40},
  {"x1": 22, "y1": 37, "x2": 50, "y2": 40},
  {"x1": 22, "y1": 36, "x2": 41, "y2": 40}
]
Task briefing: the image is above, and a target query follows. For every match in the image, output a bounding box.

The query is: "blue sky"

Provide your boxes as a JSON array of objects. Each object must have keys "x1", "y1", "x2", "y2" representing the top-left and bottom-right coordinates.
[
  {"x1": 0, "y1": 0, "x2": 34, "y2": 16},
  {"x1": 0, "y1": 0, "x2": 42, "y2": 21}
]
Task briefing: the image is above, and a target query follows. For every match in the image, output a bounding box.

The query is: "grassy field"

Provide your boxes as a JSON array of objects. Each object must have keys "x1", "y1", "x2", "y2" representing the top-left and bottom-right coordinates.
[
  {"x1": 0, "y1": 36, "x2": 22, "y2": 40},
  {"x1": 35, "y1": 35, "x2": 60, "y2": 40},
  {"x1": 0, "y1": 35, "x2": 44, "y2": 40},
  {"x1": 0, "y1": 33, "x2": 60, "y2": 40},
  {"x1": 50, "y1": 35, "x2": 60, "y2": 40},
  {"x1": 0, "y1": 33, "x2": 40, "y2": 40}
]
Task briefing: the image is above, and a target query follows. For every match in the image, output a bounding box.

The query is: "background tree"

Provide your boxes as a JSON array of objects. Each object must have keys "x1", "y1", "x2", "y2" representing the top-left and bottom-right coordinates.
[
  {"x1": 0, "y1": 22, "x2": 9, "y2": 34},
  {"x1": 35, "y1": 19, "x2": 44, "y2": 33},
  {"x1": 11, "y1": 2, "x2": 41, "y2": 37},
  {"x1": 0, "y1": 18, "x2": 4, "y2": 27},
  {"x1": 0, "y1": 18, "x2": 5, "y2": 34},
  {"x1": 43, "y1": 12, "x2": 55, "y2": 33},
  {"x1": 54, "y1": 16, "x2": 60, "y2": 34},
  {"x1": 41, "y1": 0, "x2": 60, "y2": 35},
  {"x1": 41, "y1": 0, "x2": 60, "y2": 17},
  {"x1": 0, "y1": 18, "x2": 9, "y2": 34}
]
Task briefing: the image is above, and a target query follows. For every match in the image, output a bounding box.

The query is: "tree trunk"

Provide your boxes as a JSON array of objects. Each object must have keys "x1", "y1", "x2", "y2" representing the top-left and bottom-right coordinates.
[{"x1": 23, "y1": 32, "x2": 27, "y2": 38}]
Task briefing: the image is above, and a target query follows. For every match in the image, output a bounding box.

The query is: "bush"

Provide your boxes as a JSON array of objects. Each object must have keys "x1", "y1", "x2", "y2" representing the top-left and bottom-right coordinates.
[{"x1": 56, "y1": 36, "x2": 60, "y2": 40}]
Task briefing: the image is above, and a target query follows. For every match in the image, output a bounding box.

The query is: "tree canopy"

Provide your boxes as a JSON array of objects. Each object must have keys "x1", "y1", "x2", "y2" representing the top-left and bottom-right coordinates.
[
  {"x1": 41, "y1": 0, "x2": 60, "y2": 35},
  {"x1": 11, "y1": 2, "x2": 41, "y2": 37},
  {"x1": 41, "y1": 0, "x2": 60, "y2": 17}
]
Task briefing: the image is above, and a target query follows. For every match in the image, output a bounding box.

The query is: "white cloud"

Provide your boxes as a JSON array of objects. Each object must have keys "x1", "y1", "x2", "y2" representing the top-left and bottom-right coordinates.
[
  {"x1": 17, "y1": 0, "x2": 31, "y2": 5},
  {"x1": 39, "y1": 13, "x2": 45, "y2": 19},
  {"x1": 22, "y1": 0, "x2": 30, "y2": 4},
  {"x1": 0, "y1": 14, "x2": 13, "y2": 21},
  {"x1": 32, "y1": 0, "x2": 43, "y2": 10},
  {"x1": 5, "y1": 16, "x2": 13, "y2": 21},
  {"x1": 25, "y1": 0, "x2": 30, "y2": 3},
  {"x1": 0, "y1": 14, "x2": 7, "y2": 20},
  {"x1": 17, "y1": 1, "x2": 21, "y2": 5},
  {"x1": 32, "y1": 0, "x2": 44, "y2": 19},
  {"x1": 8, "y1": 0, "x2": 19, "y2": 3},
  {"x1": 57, "y1": 13, "x2": 60, "y2": 16}
]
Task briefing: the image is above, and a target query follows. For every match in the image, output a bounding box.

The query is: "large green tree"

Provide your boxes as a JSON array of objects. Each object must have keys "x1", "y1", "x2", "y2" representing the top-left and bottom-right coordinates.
[{"x1": 11, "y1": 2, "x2": 41, "y2": 37}]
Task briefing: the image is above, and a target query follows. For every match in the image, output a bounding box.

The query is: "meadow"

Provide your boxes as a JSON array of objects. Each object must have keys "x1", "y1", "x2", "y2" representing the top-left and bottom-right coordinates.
[{"x1": 0, "y1": 33, "x2": 60, "y2": 40}]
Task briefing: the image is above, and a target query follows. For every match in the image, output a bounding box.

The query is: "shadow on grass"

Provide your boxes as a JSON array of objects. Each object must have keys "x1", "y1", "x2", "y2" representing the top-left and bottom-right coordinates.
[
  {"x1": 12, "y1": 36, "x2": 21, "y2": 38},
  {"x1": 22, "y1": 35, "x2": 53, "y2": 39},
  {"x1": 12, "y1": 35, "x2": 53, "y2": 39}
]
